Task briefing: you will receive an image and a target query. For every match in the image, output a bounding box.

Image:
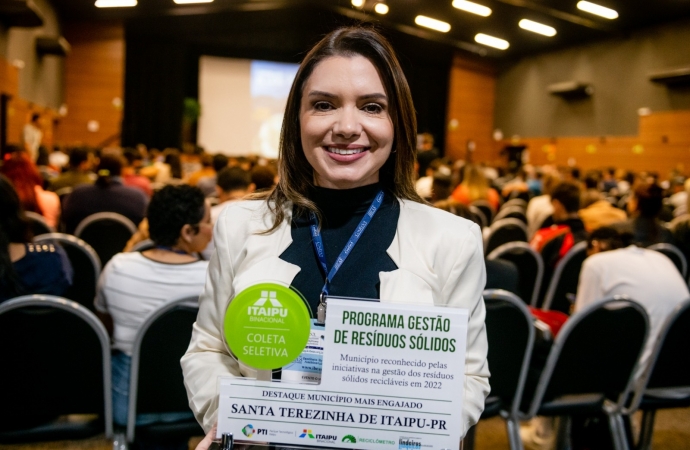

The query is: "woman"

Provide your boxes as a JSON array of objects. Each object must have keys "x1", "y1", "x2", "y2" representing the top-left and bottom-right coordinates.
[
  {"x1": 183, "y1": 26, "x2": 489, "y2": 447},
  {"x1": 451, "y1": 163, "x2": 500, "y2": 211},
  {"x1": 0, "y1": 175, "x2": 72, "y2": 302},
  {"x1": 95, "y1": 184, "x2": 211, "y2": 433},
  {"x1": 0, "y1": 150, "x2": 61, "y2": 228}
]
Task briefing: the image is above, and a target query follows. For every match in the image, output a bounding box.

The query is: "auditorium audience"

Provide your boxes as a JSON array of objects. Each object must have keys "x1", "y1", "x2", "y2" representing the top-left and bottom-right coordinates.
[
  {"x1": 187, "y1": 153, "x2": 216, "y2": 186},
  {"x1": 451, "y1": 163, "x2": 501, "y2": 211},
  {"x1": 0, "y1": 175, "x2": 72, "y2": 303},
  {"x1": 0, "y1": 149, "x2": 61, "y2": 228},
  {"x1": 611, "y1": 181, "x2": 674, "y2": 247},
  {"x1": 197, "y1": 154, "x2": 229, "y2": 197},
  {"x1": 122, "y1": 147, "x2": 153, "y2": 197},
  {"x1": 578, "y1": 188, "x2": 627, "y2": 232},
  {"x1": 62, "y1": 155, "x2": 148, "y2": 234},
  {"x1": 95, "y1": 184, "x2": 211, "y2": 442},
  {"x1": 249, "y1": 163, "x2": 277, "y2": 192},
  {"x1": 526, "y1": 170, "x2": 560, "y2": 238},
  {"x1": 49, "y1": 146, "x2": 96, "y2": 192},
  {"x1": 211, "y1": 167, "x2": 254, "y2": 223}
]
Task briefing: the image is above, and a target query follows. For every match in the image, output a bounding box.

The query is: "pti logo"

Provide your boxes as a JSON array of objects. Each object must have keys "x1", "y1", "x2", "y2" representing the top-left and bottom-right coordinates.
[
  {"x1": 248, "y1": 291, "x2": 287, "y2": 317},
  {"x1": 342, "y1": 435, "x2": 357, "y2": 444},
  {"x1": 299, "y1": 429, "x2": 315, "y2": 439},
  {"x1": 242, "y1": 424, "x2": 255, "y2": 438}
]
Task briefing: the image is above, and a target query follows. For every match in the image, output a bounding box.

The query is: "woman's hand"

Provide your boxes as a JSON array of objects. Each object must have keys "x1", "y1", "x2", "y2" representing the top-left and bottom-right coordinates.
[{"x1": 195, "y1": 422, "x2": 217, "y2": 450}]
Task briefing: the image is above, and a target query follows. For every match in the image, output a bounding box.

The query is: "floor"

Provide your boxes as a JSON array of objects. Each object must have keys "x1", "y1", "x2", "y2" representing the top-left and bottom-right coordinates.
[{"x1": 2, "y1": 408, "x2": 689, "y2": 450}]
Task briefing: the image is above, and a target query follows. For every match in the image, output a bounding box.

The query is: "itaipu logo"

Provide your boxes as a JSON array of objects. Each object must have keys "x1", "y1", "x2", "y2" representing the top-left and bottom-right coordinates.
[
  {"x1": 242, "y1": 424, "x2": 255, "y2": 438},
  {"x1": 342, "y1": 435, "x2": 357, "y2": 443},
  {"x1": 248, "y1": 291, "x2": 288, "y2": 318},
  {"x1": 299, "y1": 429, "x2": 315, "y2": 439}
]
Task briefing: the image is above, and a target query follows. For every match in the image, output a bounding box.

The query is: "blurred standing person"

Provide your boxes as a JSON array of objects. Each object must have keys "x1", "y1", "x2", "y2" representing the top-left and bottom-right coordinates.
[{"x1": 22, "y1": 113, "x2": 42, "y2": 162}]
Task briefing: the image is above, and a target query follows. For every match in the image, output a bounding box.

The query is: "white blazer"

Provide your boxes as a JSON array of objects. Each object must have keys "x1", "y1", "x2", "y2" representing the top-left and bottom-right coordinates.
[{"x1": 181, "y1": 198, "x2": 490, "y2": 438}]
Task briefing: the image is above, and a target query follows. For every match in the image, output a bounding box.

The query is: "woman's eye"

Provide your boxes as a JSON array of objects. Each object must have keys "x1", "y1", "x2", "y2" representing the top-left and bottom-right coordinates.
[
  {"x1": 362, "y1": 103, "x2": 384, "y2": 114},
  {"x1": 313, "y1": 101, "x2": 333, "y2": 112}
]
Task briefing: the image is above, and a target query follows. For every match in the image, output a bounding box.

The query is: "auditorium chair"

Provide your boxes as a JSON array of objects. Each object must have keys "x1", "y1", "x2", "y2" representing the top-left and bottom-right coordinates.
[
  {"x1": 74, "y1": 212, "x2": 137, "y2": 267},
  {"x1": 470, "y1": 199, "x2": 495, "y2": 225},
  {"x1": 468, "y1": 205, "x2": 489, "y2": 229},
  {"x1": 126, "y1": 296, "x2": 203, "y2": 446},
  {"x1": 129, "y1": 238, "x2": 156, "y2": 252},
  {"x1": 647, "y1": 243, "x2": 687, "y2": 279},
  {"x1": 24, "y1": 211, "x2": 55, "y2": 236},
  {"x1": 488, "y1": 242, "x2": 544, "y2": 307},
  {"x1": 501, "y1": 198, "x2": 528, "y2": 211},
  {"x1": 625, "y1": 299, "x2": 690, "y2": 450},
  {"x1": 463, "y1": 290, "x2": 535, "y2": 450},
  {"x1": 0, "y1": 295, "x2": 112, "y2": 444},
  {"x1": 519, "y1": 297, "x2": 648, "y2": 450},
  {"x1": 493, "y1": 206, "x2": 528, "y2": 225},
  {"x1": 541, "y1": 241, "x2": 588, "y2": 314},
  {"x1": 484, "y1": 218, "x2": 529, "y2": 256},
  {"x1": 34, "y1": 233, "x2": 101, "y2": 312}
]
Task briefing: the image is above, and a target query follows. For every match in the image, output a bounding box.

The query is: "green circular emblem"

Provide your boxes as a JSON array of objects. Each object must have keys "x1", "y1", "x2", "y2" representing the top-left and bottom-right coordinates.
[{"x1": 224, "y1": 283, "x2": 311, "y2": 370}]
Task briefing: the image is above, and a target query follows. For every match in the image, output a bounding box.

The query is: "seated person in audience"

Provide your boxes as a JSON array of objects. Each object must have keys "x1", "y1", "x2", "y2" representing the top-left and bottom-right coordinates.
[
  {"x1": 611, "y1": 181, "x2": 673, "y2": 247},
  {"x1": 250, "y1": 163, "x2": 277, "y2": 192},
  {"x1": 122, "y1": 147, "x2": 153, "y2": 197},
  {"x1": 526, "y1": 170, "x2": 560, "y2": 238},
  {"x1": 201, "y1": 167, "x2": 255, "y2": 261},
  {"x1": 575, "y1": 227, "x2": 690, "y2": 383},
  {"x1": 430, "y1": 165, "x2": 453, "y2": 203},
  {"x1": 578, "y1": 188, "x2": 626, "y2": 232},
  {"x1": 0, "y1": 175, "x2": 72, "y2": 303},
  {"x1": 62, "y1": 155, "x2": 148, "y2": 234},
  {"x1": 0, "y1": 148, "x2": 61, "y2": 228},
  {"x1": 601, "y1": 167, "x2": 618, "y2": 193},
  {"x1": 415, "y1": 158, "x2": 442, "y2": 200},
  {"x1": 531, "y1": 181, "x2": 588, "y2": 301},
  {"x1": 49, "y1": 146, "x2": 96, "y2": 192},
  {"x1": 668, "y1": 176, "x2": 688, "y2": 217},
  {"x1": 187, "y1": 153, "x2": 216, "y2": 186},
  {"x1": 197, "y1": 154, "x2": 229, "y2": 197},
  {"x1": 451, "y1": 163, "x2": 501, "y2": 211},
  {"x1": 95, "y1": 184, "x2": 211, "y2": 435}
]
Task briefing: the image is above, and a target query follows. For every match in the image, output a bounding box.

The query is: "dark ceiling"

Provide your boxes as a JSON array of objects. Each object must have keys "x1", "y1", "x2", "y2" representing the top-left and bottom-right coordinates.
[{"x1": 51, "y1": 0, "x2": 690, "y2": 60}]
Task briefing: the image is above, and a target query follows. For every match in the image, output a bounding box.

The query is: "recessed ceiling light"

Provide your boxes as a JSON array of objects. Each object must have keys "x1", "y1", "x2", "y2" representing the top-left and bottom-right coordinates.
[
  {"x1": 519, "y1": 19, "x2": 557, "y2": 37},
  {"x1": 351, "y1": 0, "x2": 364, "y2": 7},
  {"x1": 474, "y1": 33, "x2": 510, "y2": 50},
  {"x1": 452, "y1": 0, "x2": 491, "y2": 17},
  {"x1": 415, "y1": 15, "x2": 451, "y2": 33},
  {"x1": 174, "y1": 0, "x2": 212, "y2": 3},
  {"x1": 95, "y1": 0, "x2": 136, "y2": 7},
  {"x1": 576, "y1": 1, "x2": 618, "y2": 19},
  {"x1": 374, "y1": 3, "x2": 389, "y2": 14}
]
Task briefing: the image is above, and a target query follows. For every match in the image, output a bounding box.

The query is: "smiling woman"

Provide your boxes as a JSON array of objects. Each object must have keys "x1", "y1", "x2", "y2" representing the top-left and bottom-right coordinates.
[{"x1": 182, "y1": 26, "x2": 490, "y2": 448}]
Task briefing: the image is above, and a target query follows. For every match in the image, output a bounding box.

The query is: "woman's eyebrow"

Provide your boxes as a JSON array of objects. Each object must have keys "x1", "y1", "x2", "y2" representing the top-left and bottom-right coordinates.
[{"x1": 307, "y1": 90, "x2": 388, "y2": 101}]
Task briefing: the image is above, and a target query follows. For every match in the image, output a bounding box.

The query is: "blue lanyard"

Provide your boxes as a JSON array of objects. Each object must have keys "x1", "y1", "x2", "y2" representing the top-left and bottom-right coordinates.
[{"x1": 309, "y1": 190, "x2": 385, "y2": 298}]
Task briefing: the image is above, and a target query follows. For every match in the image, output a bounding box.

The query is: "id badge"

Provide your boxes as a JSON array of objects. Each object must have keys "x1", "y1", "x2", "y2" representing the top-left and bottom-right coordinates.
[{"x1": 281, "y1": 319, "x2": 325, "y2": 383}]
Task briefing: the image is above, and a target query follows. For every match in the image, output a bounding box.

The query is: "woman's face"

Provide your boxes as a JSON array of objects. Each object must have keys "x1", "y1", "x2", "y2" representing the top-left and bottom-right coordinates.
[{"x1": 299, "y1": 55, "x2": 394, "y2": 189}]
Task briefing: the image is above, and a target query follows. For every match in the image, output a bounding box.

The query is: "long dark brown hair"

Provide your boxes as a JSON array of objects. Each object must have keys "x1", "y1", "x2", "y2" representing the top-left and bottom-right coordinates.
[{"x1": 259, "y1": 26, "x2": 422, "y2": 232}]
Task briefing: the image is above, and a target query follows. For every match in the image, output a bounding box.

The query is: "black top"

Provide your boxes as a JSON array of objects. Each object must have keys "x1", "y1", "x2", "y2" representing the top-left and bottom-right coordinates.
[
  {"x1": 280, "y1": 183, "x2": 399, "y2": 315},
  {"x1": 0, "y1": 243, "x2": 73, "y2": 303}
]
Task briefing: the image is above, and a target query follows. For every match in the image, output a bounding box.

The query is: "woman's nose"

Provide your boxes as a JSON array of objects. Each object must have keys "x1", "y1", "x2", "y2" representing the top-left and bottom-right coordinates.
[{"x1": 333, "y1": 107, "x2": 362, "y2": 138}]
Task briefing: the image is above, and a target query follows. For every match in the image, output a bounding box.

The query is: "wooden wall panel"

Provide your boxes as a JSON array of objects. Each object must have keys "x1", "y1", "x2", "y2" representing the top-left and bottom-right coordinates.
[
  {"x1": 0, "y1": 56, "x2": 19, "y2": 97},
  {"x1": 507, "y1": 110, "x2": 690, "y2": 177},
  {"x1": 445, "y1": 53, "x2": 499, "y2": 164},
  {"x1": 54, "y1": 21, "x2": 124, "y2": 147}
]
